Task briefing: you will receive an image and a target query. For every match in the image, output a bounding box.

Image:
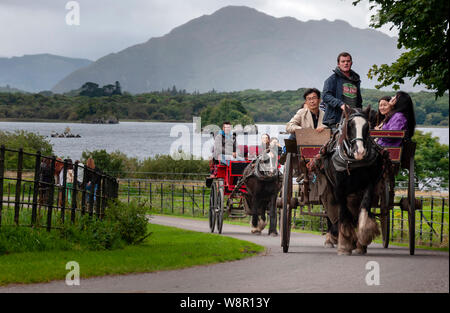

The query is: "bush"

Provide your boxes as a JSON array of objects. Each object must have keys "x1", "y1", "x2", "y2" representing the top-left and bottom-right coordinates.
[
  {"x1": 0, "y1": 130, "x2": 53, "y2": 169},
  {"x1": 60, "y1": 215, "x2": 125, "y2": 251},
  {"x1": 104, "y1": 200, "x2": 151, "y2": 245}
]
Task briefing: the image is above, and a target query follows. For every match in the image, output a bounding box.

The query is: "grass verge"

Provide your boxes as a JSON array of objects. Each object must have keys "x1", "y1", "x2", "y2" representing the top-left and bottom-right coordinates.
[{"x1": 0, "y1": 223, "x2": 264, "y2": 286}]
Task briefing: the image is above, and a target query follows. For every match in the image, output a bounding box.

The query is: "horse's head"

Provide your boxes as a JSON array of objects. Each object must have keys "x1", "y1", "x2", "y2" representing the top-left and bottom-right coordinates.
[{"x1": 340, "y1": 106, "x2": 371, "y2": 161}]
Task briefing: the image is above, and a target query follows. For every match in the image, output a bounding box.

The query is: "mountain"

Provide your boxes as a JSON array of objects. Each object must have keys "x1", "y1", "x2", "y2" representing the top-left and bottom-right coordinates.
[
  {"x1": 0, "y1": 54, "x2": 92, "y2": 93},
  {"x1": 52, "y1": 6, "x2": 408, "y2": 94}
]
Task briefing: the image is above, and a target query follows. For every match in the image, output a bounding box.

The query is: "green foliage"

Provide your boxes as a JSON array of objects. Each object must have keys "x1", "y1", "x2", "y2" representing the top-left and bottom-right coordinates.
[
  {"x1": 409, "y1": 130, "x2": 449, "y2": 186},
  {"x1": 60, "y1": 215, "x2": 125, "y2": 251},
  {"x1": 0, "y1": 130, "x2": 53, "y2": 169},
  {"x1": 0, "y1": 227, "x2": 73, "y2": 255},
  {"x1": 353, "y1": 0, "x2": 449, "y2": 97},
  {"x1": 104, "y1": 200, "x2": 152, "y2": 245},
  {"x1": 0, "y1": 88, "x2": 447, "y2": 125},
  {"x1": 139, "y1": 153, "x2": 209, "y2": 180},
  {"x1": 79, "y1": 81, "x2": 122, "y2": 97},
  {"x1": 81, "y1": 149, "x2": 126, "y2": 176},
  {"x1": 200, "y1": 98, "x2": 254, "y2": 127}
]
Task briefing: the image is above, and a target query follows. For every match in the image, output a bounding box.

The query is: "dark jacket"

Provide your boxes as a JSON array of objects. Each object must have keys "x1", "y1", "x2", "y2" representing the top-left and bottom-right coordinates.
[{"x1": 321, "y1": 67, "x2": 362, "y2": 126}]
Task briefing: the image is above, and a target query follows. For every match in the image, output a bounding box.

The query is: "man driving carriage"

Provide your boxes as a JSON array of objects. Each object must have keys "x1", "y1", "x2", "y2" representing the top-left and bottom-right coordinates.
[{"x1": 213, "y1": 121, "x2": 237, "y2": 164}]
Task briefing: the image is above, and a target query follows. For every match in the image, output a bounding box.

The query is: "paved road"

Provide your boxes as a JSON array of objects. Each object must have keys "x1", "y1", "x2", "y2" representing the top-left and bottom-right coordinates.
[{"x1": 1, "y1": 215, "x2": 448, "y2": 293}]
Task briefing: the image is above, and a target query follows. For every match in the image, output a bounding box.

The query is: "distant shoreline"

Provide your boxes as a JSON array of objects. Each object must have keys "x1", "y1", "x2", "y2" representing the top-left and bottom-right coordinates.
[{"x1": 0, "y1": 118, "x2": 448, "y2": 129}]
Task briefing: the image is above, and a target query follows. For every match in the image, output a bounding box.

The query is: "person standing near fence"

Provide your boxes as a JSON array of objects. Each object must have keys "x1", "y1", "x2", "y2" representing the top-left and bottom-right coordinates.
[
  {"x1": 38, "y1": 157, "x2": 53, "y2": 212},
  {"x1": 85, "y1": 157, "x2": 101, "y2": 203},
  {"x1": 59, "y1": 159, "x2": 74, "y2": 206}
]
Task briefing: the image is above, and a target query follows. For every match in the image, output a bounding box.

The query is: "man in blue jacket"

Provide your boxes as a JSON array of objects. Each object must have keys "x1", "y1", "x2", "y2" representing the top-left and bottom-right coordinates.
[{"x1": 321, "y1": 52, "x2": 362, "y2": 128}]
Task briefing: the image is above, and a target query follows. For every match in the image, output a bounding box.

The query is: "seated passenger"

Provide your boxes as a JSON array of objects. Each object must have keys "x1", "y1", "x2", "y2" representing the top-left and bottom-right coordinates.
[
  {"x1": 377, "y1": 91, "x2": 416, "y2": 147},
  {"x1": 286, "y1": 88, "x2": 327, "y2": 138},
  {"x1": 213, "y1": 121, "x2": 236, "y2": 164},
  {"x1": 374, "y1": 96, "x2": 391, "y2": 130},
  {"x1": 261, "y1": 133, "x2": 270, "y2": 151}
]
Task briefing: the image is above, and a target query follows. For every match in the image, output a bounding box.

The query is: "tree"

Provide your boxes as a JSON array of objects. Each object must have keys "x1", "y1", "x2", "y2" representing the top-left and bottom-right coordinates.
[
  {"x1": 353, "y1": 0, "x2": 449, "y2": 97},
  {"x1": 113, "y1": 81, "x2": 122, "y2": 95}
]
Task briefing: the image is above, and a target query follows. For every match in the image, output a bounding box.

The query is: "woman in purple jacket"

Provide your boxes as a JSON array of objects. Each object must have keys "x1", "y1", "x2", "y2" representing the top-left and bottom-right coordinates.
[{"x1": 377, "y1": 91, "x2": 416, "y2": 147}]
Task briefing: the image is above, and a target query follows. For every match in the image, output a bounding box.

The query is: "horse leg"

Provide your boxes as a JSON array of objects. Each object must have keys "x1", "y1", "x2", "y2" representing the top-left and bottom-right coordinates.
[
  {"x1": 324, "y1": 217, "x2": 338, "y2": 248},
  {"x1": 251, "y1": 214, "x2": 261, "y2": 234},
  {"x1": 335, "y1": 174, "x2": 357, "y2": 255},
  {"x1": 356, "y1": 183, "x2": 380, "y2": 250},
  {"x1": 257, "y1": 212, "x2": 267, "y2": 232},
  {"x1": 268, "y1": 195, "x2": 278, "y2": 236}
]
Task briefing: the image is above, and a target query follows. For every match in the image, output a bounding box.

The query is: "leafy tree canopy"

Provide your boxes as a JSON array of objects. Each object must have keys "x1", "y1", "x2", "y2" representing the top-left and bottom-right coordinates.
[{"x1": 353, "y1": 0, "x2": 449, "y2": 97}]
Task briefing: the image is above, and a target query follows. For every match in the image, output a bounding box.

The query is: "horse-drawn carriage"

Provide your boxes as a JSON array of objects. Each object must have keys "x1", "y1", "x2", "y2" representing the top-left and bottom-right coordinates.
[
  {"x1": 206, "y1": 133, "x2": 281, "y2": 235},
  {"x1": 280, "y1": 108, "x2": 419, "y2": 255}
]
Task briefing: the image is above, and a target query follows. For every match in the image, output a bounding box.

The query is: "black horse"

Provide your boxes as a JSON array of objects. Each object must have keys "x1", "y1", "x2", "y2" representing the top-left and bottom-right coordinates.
[
  {"x1": 320, "y1": 106, "x2": 387, "y2": 255},
  {"x1": 230, "y1": 147, "x2": 281, "y2": 236}
]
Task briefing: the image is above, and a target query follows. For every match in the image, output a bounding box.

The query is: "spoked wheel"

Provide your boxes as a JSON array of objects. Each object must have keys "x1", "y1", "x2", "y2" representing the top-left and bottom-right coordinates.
[
  {"x1": 209, "y1": 181, "x2": 216, "y2": 233},
  {"x1": 408, "y1": 150, "x2": 416, "y2": 256},
  {"x1": 380, "y1": 178, "x2": 391, "y2": 249},
  {"x1": 281, "y1": 153, "x2": 293, "y2": 253},
  {"x1": 216, "y1": 179, "x2": 225, "y2": 234}
]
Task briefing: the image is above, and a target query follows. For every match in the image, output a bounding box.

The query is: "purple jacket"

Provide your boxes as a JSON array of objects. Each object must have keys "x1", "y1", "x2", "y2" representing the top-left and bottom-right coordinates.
[{"x1": 378, "y1": 112, "x2": 407, "y2": 147}]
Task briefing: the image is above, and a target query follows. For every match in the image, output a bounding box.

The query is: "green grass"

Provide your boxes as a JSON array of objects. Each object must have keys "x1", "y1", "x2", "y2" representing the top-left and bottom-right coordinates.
[{"x1": 0, "y1": 223, "x2": 264, "y2": 286}]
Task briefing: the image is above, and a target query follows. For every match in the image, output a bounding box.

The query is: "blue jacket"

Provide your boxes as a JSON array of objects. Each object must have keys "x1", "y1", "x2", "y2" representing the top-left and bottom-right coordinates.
[{"x1": 321, "y1": 67, "x2": 362, "y2": 126}]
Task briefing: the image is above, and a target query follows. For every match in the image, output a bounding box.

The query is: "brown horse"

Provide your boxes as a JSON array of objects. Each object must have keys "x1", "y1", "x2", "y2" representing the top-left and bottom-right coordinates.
[{"x1": 320, "y1": 106, "x2": 385, "y2": 255}]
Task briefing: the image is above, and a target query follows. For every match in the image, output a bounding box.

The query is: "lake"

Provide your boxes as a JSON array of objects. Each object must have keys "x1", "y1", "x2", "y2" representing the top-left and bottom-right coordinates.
[{"x1": 0, "y1": 121, "x2": 448, "y2": 161}]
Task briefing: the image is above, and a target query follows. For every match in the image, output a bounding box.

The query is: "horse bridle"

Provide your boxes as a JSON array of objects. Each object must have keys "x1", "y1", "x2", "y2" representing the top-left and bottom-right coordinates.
[{"x1": 338, "y1": 112, "x2": 369, "y2": 159}]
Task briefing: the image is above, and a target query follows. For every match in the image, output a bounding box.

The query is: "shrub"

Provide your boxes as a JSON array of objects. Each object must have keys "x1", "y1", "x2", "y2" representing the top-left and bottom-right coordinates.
[
  {"x1": 104, "y1": 200, "x2": 151, "y2": 245},
  {"x1": 59, "y1": 215, "x2": 125, "y2": 251}
]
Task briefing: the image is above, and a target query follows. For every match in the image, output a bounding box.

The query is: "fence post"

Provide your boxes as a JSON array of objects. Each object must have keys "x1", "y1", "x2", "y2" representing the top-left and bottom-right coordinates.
[
  {"x1": 149, "y1": 182, "x2": 152, "y2": 209},
  {"x1": 31, "y1": 150, "x2": 41, "y2": 226},
  {"x1": 81, "y1": 164, "x2": 87, "y2": 216},
  {"x1": 46, "y1": 156, "x2": 56, "y2": 231},
  {"x1": 182, "y1": 185, "x2": 185, "y2": 214},
  {"x1": 192, "y1": 185, "x2": 195, "y2": 217},
  {"x1": 14, "y1": 148, "x2": 24, "y2": 226},
  {"x1": 430, "y1": 196, "x2": 434, "y2": 246},
  {"x1": 60, "y1": 160, "x2": 68, "y2": 224},
  {"x1": 171, "y1": 184, "x2": 174, "y2": 213},
  {"x1": 160, "y1": 182, "x2": 163, "y2": 213},
  {"x1": 202, "y1": 186, "x2": 205, "y2": 216},
  {"x1": 440, "y1": 198, "x2": 445, "y2": 244},
  {"x1": 71, "y1": 161, "x2": 78, "y2": 223},
  {"x1": 0, "y1": 145, "x2": 5, "y2": 227}
]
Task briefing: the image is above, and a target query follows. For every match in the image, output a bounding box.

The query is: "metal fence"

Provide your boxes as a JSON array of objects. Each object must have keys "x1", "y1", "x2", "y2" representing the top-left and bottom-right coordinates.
[
  {"x1": 0, "y1": 146, "x2": 119, "y2": 230},
  {"x1": 119, "y1": 178, "x2": 449, "y2": 248}
]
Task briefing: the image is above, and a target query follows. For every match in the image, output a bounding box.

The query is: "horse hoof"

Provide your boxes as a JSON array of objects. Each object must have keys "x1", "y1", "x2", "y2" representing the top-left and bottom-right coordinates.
[
  {"x1": 354, "y1": 248, "x2": 367, "y2": 255},
  {"x1": 324, "y1": 242, "x2": 334, "y2": 248},
  {"x1": 337, "y1": 249, "x2": 352, "y2": 256},
  {"x1": 269, "y1": 232, "x2": 278, "y2": 237}
]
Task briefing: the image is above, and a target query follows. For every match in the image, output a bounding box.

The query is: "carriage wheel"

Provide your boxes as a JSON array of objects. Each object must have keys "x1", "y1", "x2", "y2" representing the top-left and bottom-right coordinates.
[
  {"x1": 216, "y1": 179, "x2": 225, "y2": 234},
  {"x1": 380, "y1": 179, "x2": 391, "y2": 249},
  {"x1": 281, "y1": 153, "x2": 293, "y2": 253},
  {"x1": 209, "y1": 181, "x2": 216, "y2": 233},
  {"x1": 408, "y1": 154, "x2": 416, "y2": 255}
]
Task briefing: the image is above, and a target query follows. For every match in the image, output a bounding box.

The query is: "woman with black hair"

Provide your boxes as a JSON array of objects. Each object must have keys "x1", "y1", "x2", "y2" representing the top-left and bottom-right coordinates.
[
  {"x1": 374, "y1": 95, "x2": 392, "y2": 129},
  {"x1": 377, "y1": 91, "x2": 416, "y2": 147}
]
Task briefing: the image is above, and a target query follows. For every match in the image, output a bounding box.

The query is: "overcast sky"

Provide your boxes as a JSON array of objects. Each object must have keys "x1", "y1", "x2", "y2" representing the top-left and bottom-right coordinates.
[{"x1": 0, "y1": 0, "x2": 397, "y2": 61}]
